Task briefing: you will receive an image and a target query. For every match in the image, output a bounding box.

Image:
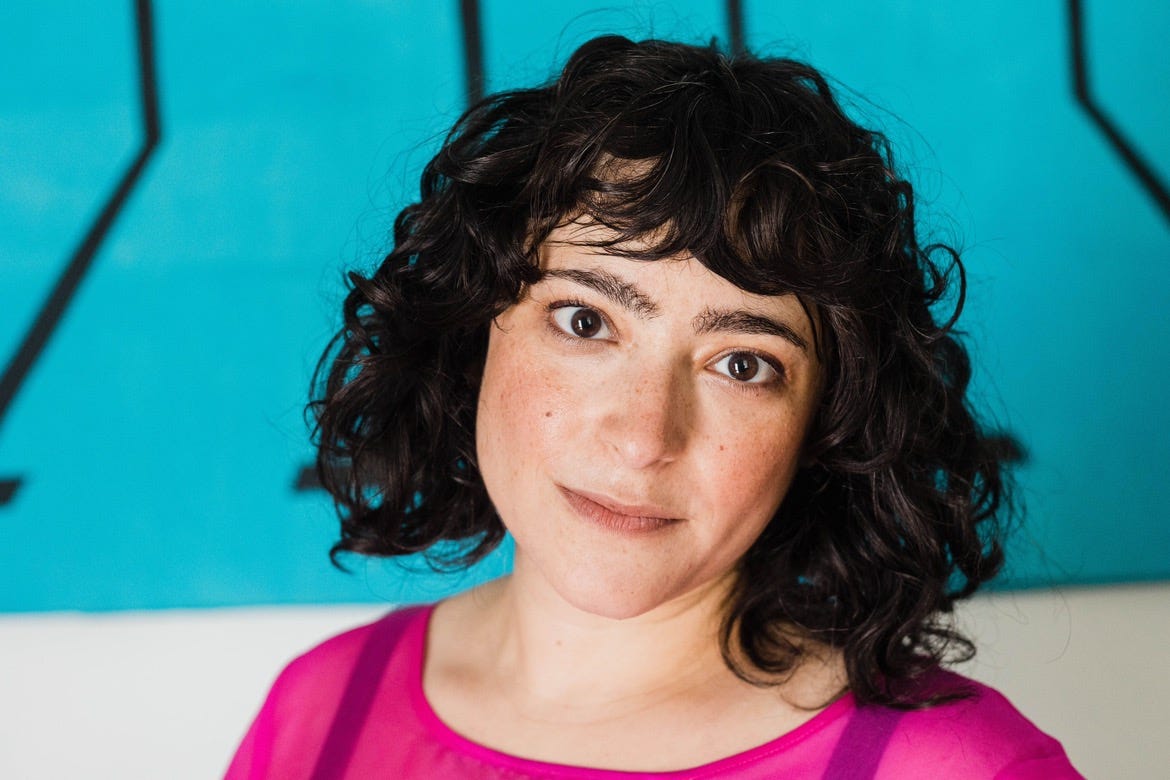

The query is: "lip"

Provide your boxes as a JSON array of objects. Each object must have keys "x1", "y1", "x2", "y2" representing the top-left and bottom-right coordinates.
[{"x1": 557, "y1": 486, "x2": 683, "y2": 533}]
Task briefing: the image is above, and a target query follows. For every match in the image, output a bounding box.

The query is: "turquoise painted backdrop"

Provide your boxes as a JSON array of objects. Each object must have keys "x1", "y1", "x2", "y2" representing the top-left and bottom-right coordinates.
[{"x1": 2, "y1": 1, "x2": 1167, "y2": 612}]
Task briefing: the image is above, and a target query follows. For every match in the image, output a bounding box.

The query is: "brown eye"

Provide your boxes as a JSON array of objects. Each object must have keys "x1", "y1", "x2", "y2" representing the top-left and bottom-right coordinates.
[
  {"x1": 727, "y1": 353, "x2": 759, "y2": 381},
  {"x1": 571, "y1": 309, "x2": 601, "y2": 337},
  {"x1": 551, "y1": 305, "x2": 611, "y2": 339},
  {"x1": 713, "y1": 351, "x2": 780, "y2": 385}
]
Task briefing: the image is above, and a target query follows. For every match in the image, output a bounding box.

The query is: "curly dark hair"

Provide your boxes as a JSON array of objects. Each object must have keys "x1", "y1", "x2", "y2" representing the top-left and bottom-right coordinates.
[{"x1": 311, "y1": 35, "x2": 1018, "y2": 707}]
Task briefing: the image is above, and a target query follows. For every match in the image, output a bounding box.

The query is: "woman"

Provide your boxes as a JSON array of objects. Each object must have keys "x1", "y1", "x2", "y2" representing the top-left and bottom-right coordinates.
[{"x1": 228, "y1": 36, "x2": 1082, "y2": 778}]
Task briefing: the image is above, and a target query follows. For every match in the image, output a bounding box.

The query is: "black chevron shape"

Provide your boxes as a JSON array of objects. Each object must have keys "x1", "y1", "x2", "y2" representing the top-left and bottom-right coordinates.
[
  {"x1": 295, "y1": 2, "x2": 486, "y2": 494},
  {"x1": 0, "y1": 0, "x2": 161, "y2": 507},
  {"x1": 1069, "y1": 0, "x2": 1170, "y2": 223}
]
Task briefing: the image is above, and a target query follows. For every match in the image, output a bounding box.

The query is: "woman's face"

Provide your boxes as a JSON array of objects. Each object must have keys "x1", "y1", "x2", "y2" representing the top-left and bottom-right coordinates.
[{"x1": 476, "y1": 222, "x2": 823, "y2": 619}]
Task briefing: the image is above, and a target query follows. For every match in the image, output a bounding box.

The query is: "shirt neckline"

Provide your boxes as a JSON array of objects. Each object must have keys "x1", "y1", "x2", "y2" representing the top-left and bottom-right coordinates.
[{"x1": 403, "y1": 602, "x2": 858, "y2": 778}]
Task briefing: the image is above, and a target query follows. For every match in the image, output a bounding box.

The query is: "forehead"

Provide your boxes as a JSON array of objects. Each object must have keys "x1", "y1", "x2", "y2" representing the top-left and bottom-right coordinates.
[{"x1": 537, "y1": 220, "x2": 815, "y2": 329}]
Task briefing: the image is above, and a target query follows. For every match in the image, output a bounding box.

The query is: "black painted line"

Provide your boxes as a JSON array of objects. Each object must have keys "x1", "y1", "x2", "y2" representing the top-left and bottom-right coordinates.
[
  {"x1": 137, "y1": 0, "x2": 161, "y2": 143},
  {"x1": 0, "y1": 0, "x2": 161, "y2": 507},
  {"x1": 0, "y1": 479, "x2": 18, "y2": 506},
  {"x1": 295, "y1": 465, "x2": 321, "y2": 491},
  {"x1": 727, "y1": 0, "x2": 745, "y2": 56},
  {"x1": 1069, "y1": 0, "x2": 1170, "y2": 222},
  {"x1": 460, "y1": 0, "x2": 484, "y2": 107}
]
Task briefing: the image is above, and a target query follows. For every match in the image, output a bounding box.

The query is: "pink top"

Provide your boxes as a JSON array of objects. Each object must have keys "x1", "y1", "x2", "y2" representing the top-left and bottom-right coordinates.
[{"x1": 225, "y1": 605, "x2": 1082, "y2": 779}]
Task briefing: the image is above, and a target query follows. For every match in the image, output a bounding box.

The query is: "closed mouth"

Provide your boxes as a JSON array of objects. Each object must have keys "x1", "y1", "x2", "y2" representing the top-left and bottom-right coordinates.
[{"x1": 557, "y1": 486, "x2": 683, "y2": 533}]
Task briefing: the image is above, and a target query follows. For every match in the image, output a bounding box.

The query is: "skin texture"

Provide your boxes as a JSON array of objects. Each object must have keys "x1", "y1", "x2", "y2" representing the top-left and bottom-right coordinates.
[{"x1": 421, "y1": 223, "x2": 843, "y2": 771}]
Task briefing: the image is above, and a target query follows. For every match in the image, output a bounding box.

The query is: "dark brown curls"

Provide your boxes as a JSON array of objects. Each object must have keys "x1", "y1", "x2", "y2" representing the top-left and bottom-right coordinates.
[{"x1": 310, "y1": 35, "x2": 1018, "y2": 708}]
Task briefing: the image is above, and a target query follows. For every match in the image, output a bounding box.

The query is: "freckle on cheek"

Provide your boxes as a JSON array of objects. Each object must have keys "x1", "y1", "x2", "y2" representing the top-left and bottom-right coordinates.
[{"x1": 545, "y1": 411, "x2": 552, "y2": 418}]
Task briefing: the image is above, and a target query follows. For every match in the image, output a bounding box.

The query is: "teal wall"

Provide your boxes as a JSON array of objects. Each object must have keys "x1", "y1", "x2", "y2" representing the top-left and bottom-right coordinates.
[{"x1": 1, "y1": 1, "x2": 1167, "y2": 612}]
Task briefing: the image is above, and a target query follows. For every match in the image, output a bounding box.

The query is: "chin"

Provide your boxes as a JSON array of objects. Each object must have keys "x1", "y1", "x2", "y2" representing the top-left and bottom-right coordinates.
[
  {"x1": 548, "y1": 567, "x2": 683, "y2": 621},
  {"x1": 561, "y1": 592, "x2": 662, "y2": 621}
]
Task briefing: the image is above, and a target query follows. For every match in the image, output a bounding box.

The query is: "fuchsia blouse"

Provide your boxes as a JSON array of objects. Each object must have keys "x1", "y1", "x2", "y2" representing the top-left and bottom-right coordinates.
[{"x1": 226, "y1": 605, "x2": 1082, "y2": 779}]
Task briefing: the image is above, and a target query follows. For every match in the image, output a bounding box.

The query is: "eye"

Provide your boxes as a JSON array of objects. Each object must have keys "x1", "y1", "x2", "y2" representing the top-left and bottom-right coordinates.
[
  {"x1": 711, "y1": 351, "x2": 781, "y2": 385},
  {"x1": 550, "y1": 304, "x2": 612, "y2": 339}
]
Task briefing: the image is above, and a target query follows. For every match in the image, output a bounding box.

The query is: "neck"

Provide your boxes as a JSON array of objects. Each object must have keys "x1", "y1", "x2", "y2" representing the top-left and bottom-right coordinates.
[
  {"x1": 426, "y1": 555, "x2": 850, "y2": 767},
  {"x1": 472, "y1": 556, "x2": 740, "y2": 715}
]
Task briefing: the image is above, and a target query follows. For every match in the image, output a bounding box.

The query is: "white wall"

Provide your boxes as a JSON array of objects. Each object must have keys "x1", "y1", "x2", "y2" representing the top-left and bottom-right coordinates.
[{"x1": 1, "y1": 583, "x2": 1165, "y2": 779}]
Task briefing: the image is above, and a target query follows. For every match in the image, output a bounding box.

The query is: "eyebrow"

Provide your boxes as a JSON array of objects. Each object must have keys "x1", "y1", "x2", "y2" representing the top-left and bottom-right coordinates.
[
  {"x1": 540, "y1": 267, "x2": 809, "y2": 354},
  {"x1": 692, "y1": 308, "x2": 809, "y2": 354},
  {"x1": 541, "y1": 268, "x2": 661, "y2": 318}
]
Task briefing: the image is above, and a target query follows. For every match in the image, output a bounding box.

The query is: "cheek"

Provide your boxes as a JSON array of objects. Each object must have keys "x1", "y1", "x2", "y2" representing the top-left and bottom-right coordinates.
[
  {"x1": 476, "y1": 330, "x2": 574, "y2": 492},
  {"x1": 701, "y1": 414, "x2": 807, "y2": 532}
]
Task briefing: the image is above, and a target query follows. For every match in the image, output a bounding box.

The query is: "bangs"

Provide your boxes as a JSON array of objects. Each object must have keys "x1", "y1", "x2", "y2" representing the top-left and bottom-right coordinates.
[{"x1": 516, "y1": 52, "x2": 887, "y2": 305}]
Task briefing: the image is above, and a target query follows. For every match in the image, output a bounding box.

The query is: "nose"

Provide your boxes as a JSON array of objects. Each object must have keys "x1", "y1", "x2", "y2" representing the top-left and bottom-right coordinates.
[{"x1": 597, "y1": 362, "x2": 692, "y2": 469}]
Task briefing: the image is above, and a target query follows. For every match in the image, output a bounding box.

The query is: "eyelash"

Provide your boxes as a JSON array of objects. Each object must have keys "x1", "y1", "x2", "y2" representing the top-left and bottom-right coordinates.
[
  {"x1": 545, "y1": 299, "x2": 615, "y2": 343},
  {"x1": 544, "y1": 299, "x2": 787, "y2": 392},
  {"x1": 713, "y1": 350, "x2": 787, "y2": 392}
]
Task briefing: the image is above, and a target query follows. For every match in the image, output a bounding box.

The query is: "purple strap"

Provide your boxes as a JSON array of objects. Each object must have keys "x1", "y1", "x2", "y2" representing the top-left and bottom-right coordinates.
[
  {"x1": 306, "y1": 606, "x2": 901, "y2": 780},
  {"x1": 309, "y1": 608, "x2": 419, "y2": 780},
  {"x1": 821, "y1": 704, "x2": 905, "y2": 779}
]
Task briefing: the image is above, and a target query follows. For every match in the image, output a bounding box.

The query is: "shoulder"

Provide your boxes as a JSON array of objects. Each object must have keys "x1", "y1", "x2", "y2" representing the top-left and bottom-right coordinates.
[
  {"x1": 874, "y1": 669, "x2": 1083, "y2": 779},
  {"x1": 225, "y1": 605, "x2": 430, "y2": 778},
  {"x1": 277, "y1": 606, "x2": 423, "y2": 689},
  {"x1": 262, "y1": 605, "x2": 428, "y2": 726}
]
